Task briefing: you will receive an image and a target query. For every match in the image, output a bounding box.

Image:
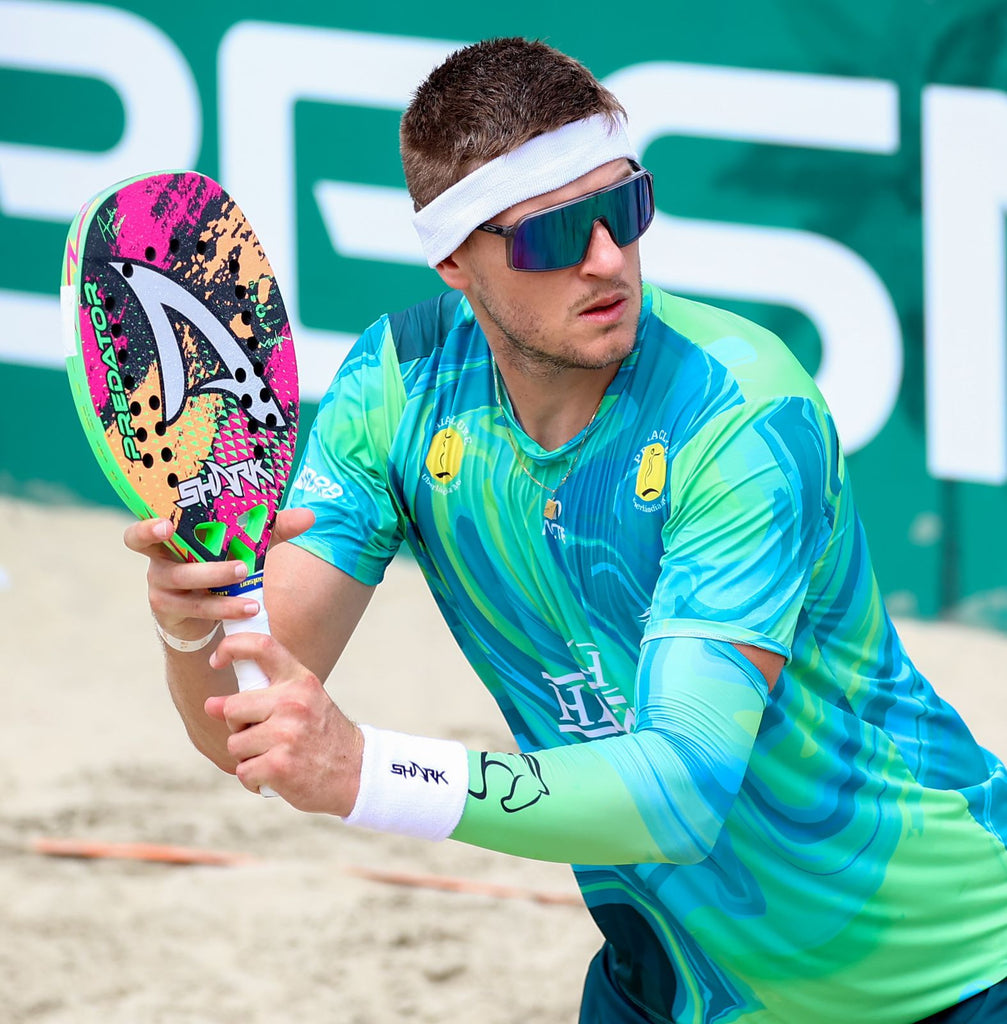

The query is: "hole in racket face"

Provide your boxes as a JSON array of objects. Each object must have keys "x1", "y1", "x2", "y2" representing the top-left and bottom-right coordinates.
[
  {"x1": 235, "y1": 285, "x2": 246, "y2": 299},
  {"x1": 236, "y1": 504, "x2": 269, "y2": 543},
  {"x1": 196, "y1": 240, "x2": 207, "y2": 256},
  {"x1": 169, "y1": 237, "x2": 180, "y2": 254},
  {"x1": 145, "y1": 246, "x2": 156, "y2": 262},
  {"x1": 226, "y1": 537, "x2": 257, "y2": 574},
  {"x1": 194, "y1": 521, "x2": 227, "y2": 557}
]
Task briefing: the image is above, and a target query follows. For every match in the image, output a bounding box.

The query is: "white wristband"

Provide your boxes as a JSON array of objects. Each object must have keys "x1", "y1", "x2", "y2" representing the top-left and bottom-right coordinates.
[
  {"x1": 155, "y1": 619, "x2": 220, "y2": 653},
  {"x1": 342, "y1": 725, "x2": 469, "y2": 841}
]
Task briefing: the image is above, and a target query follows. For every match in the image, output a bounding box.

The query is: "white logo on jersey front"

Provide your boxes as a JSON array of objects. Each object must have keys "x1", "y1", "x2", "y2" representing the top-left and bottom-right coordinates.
[{"x1": 542, "y1": 642, "x2": 635, "y2": 738}]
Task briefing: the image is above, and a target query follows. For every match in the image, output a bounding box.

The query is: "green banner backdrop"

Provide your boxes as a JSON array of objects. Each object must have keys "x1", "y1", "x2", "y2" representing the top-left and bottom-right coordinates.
[{"x1": 3, "y1": 0, "x2": 1007, "y2": 625}]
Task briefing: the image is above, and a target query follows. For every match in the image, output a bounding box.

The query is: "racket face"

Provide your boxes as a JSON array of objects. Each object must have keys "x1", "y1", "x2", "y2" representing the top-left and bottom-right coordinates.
[{"x1": 61, "y1": 171, "x2": 298, "y2": 574}]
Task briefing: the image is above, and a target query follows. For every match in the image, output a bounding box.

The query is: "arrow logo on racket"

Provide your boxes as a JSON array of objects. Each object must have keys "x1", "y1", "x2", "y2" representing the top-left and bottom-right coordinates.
[{"x1": 109, "y1": 261, "x2": 287, "y2": 429}]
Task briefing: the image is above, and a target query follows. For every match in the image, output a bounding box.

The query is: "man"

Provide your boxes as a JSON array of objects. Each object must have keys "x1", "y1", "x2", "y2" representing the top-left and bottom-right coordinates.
[{"x1": 126, "y1": 37, "x2": 1007, "y2": 1024}]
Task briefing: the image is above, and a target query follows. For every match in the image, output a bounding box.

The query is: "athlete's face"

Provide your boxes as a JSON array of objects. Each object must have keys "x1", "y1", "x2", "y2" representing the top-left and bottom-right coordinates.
[{"x1": 437, "y1": 160, "x2": 644, "y2": 374}]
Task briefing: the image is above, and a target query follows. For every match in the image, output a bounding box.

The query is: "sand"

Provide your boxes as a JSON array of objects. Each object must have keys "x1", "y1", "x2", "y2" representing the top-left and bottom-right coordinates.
[{"x1": 1, "y1": 494, "x2": 1005, "y2": 1023}]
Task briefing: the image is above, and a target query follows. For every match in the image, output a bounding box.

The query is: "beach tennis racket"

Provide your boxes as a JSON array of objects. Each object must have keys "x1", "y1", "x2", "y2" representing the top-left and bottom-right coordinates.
[{"x1": 61, "y1": 171, "x2": 299, "y2": 792}]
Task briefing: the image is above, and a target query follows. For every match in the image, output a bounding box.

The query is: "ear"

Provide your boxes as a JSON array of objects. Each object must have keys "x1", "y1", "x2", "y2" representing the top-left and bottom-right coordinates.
[{"x1": 433, "y1": 250, "x2": 471, "y2": 291}]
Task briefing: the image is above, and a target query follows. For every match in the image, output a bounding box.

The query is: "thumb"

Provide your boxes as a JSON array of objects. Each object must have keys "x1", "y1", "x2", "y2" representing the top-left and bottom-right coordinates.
[{"x1": 270, "y1": 507, "x2": 315, "y2": 546}]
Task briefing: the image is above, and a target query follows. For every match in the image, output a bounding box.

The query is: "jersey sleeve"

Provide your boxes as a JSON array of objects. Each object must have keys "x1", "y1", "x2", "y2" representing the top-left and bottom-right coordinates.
[
  {"x1": 284, "y1": 317, "x2": 407, "y2": 586},
  {"x1": 450, "y1": 397, "x2": 836, "y2": 866},
  {"x1": 645, "y1": 395, "x2": 835, "y2": 659},
  {"x1": 452, "y1": 636, "x2": 769, "y2": 864}
]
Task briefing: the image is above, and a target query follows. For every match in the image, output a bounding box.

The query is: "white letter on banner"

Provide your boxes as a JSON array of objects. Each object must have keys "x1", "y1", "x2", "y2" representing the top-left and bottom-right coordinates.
[
  {"x1": 0, "y1": 1, "x2": 200, "y2": 368},
  {"x1": 218, "y1": 24, "x2": 457, "y2": 400},
  {"x1": 605, "y1": 63, "x2": 902, "y2": 454},
  {"x1": 923, "y1": 86, "x2": 1007, "y2": 484}
]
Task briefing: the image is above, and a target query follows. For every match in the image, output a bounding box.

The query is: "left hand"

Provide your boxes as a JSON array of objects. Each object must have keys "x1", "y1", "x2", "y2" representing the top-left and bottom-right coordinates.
[{"x1": 205, "y1": 633, "x2": 363, "y2": 814}]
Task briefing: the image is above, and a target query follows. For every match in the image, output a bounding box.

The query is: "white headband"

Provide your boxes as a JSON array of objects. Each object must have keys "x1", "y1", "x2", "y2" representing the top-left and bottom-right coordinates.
[{"x1": 412, "y1": 113, "x2": 638, "y2": 267}]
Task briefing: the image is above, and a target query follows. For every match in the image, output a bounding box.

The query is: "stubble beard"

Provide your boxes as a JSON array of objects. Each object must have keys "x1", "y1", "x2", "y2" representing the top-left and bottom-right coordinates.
[{"x1": 473, "y1": 274, "x2": 644, "y2": 379}]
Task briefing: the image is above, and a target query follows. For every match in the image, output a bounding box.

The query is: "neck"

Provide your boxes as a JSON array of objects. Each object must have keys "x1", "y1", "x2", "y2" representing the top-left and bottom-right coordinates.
[{"x1": 493, "y1": 353, "x2": 617, "y2": 451}]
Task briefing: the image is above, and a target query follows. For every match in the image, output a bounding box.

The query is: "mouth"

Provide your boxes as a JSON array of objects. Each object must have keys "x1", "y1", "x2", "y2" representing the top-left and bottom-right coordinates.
[{"x1": 578, "y1": 294, "x2": 628, "y2": 323}]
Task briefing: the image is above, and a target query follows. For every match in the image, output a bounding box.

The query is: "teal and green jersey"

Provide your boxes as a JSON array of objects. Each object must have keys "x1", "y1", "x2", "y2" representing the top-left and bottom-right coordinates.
[{"x1": 287, "y1": 283, "x2": 1007, "y2": 1023}]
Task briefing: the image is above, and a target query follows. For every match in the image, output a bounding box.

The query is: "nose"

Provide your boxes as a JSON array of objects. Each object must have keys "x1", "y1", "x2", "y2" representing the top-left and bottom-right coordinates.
[{"x1": 579, "y1": 219, "x2": 626, "y2": 277}]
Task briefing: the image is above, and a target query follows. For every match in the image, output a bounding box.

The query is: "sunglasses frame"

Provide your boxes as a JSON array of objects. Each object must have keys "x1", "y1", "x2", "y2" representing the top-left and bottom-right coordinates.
[{"x1": 474, "y1": 164, "x2": 655, "y2": 272}]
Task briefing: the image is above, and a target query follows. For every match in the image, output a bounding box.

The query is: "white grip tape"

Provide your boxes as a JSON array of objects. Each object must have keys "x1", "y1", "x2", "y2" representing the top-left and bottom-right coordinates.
[
  {"x1": 222, "y1": 590, "x2": 271, "y2": 693},
  {"x1": 220, "y1": 587, "x2": 277, "y2": 798},
  {"x1": 342, "y1": 725, "x2": 469, "y2": 841}
]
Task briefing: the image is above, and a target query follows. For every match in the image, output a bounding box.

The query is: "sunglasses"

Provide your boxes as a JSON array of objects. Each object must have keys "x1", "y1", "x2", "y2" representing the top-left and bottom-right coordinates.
[{"x1": 474, "y1": 167, "x2": 655, "y2": 272}]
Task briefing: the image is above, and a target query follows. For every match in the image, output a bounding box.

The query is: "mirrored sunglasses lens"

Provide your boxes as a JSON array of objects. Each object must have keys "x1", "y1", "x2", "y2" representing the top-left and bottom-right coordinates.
[
  {"x1": 606, "y1": 176, "x2": 654, "y2": 247},
  {"x1": 509, "y1": 174, "x2": 653, "y2": 271},
  {"x1": 509, "y1": 210, "x2": 582, "y2": 271}
]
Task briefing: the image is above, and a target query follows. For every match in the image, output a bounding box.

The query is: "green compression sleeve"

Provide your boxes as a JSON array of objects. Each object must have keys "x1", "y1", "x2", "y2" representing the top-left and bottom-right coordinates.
[{"x1": 451, "y1": 637, "x2": 770, "y2": 865}]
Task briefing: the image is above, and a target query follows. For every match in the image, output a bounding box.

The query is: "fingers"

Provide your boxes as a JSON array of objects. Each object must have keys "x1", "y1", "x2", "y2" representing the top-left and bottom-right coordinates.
[
  {"x1": 203, "y1": 634, "x2": 359, "y2": 811},
  {"x1": 123, "y1": 517, "x2": 177, "y2": 559},
  {"x1": 209, "y1": 630, "x2": 303, "y2": 687},
  {"x1": 125, "y1": 518, "x2": 264, "y2": 631}
]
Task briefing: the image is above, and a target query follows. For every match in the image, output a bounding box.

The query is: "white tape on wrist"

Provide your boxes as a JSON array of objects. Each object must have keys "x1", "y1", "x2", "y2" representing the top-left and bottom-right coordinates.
[
  {"x1": 155, "y1": 619, "x2": 220, "y2": 653},
  {"x1": 342, "y1": 724, "x2": 469, "y2": 841}
]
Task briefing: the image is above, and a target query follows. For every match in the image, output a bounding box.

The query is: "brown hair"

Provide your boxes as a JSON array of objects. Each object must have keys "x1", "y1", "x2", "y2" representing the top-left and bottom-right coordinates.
[{"x1": 400, "y1": 37, "x2": 627, "y2": 209}]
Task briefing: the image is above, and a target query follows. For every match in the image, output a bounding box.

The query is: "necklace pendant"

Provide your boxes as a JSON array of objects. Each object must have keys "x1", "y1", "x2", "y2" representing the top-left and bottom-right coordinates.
[{"x1": 544, "y1": 498, "x2": 560, "y2": 520}]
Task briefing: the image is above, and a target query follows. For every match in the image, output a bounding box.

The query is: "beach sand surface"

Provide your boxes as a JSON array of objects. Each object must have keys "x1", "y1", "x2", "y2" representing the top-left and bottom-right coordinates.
[{"x1": 1, "y1": 496, "x2": 1005, "y2": 1023}]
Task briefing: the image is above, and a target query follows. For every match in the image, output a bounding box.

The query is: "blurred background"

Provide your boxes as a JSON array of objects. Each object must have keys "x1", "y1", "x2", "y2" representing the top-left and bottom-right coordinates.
[
  {"x1": 5, "y1": 5, "x2": 1007, "y2": 1021},
  {"x1": 3, "y1": 0, "x2": 1007, "y2": 627}
]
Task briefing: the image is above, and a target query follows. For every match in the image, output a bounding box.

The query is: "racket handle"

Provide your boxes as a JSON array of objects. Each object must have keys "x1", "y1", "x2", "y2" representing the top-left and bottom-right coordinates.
[
  {"x1": 223, "y1": 615, "x2": 272, "y2": 691},
  {"x1": 220, "y1": 588, "x2": 277, "y2": 799}
]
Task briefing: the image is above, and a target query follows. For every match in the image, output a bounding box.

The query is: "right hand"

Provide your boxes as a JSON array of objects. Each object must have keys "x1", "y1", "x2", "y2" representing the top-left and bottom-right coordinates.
[{"x1": 123, "y1": 508, "x2": 315, "y2": 641}]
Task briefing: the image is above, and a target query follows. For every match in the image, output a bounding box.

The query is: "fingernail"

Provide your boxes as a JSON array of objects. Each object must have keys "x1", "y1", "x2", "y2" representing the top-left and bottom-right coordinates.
[
  {"x1": 243, "y1": 601, "x2": 260, "y2": 615},
  {"x1": 208, "y1": 650, "x2": 219, "y2": 668},
  {"x1": 153, "y1": 520, "x2": 170, "y2": 540},
  {"x1": 234, "y1": 561, "x2": 248, "y2": 579}
]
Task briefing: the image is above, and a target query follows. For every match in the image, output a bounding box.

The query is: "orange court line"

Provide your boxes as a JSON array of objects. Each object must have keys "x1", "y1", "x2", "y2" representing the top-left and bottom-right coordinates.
[
  {"x1": 30, "y1": 836, "x2": 257, "y2": 867},
  {"x1": 29, "y1": 837, "x2": 583, "y2": 906}
]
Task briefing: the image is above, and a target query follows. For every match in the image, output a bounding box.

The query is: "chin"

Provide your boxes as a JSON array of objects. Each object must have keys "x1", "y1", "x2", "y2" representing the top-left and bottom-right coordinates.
[{"x1": 581, "y1": 326, "x2": 637, "y2": 368}]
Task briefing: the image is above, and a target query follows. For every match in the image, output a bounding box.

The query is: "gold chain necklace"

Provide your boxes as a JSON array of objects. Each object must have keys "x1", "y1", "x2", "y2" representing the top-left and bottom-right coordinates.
[{"x1": 492, "y1": 361, "x2": 603, "y2": 520}]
